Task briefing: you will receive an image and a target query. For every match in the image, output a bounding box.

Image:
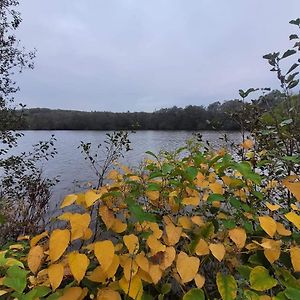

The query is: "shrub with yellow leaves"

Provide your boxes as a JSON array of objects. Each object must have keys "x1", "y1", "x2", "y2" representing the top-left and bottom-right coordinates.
[{"x1": 1, "y1": 144, "x2": 300, "y2": 300}]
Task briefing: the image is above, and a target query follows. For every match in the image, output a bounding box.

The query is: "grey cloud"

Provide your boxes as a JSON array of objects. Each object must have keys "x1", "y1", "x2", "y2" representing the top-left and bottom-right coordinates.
[{"x1": 16, "y1": 0, "x2": 300, "y2": 111}]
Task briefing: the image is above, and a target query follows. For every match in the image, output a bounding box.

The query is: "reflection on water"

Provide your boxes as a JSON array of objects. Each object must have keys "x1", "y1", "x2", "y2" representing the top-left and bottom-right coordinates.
[{"x1": 12, "y1": 130, "x2": 242, "y2": 212}]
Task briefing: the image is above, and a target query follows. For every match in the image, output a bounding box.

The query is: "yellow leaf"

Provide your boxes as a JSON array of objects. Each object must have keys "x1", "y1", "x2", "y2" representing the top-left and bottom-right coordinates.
[
  {"x1": 195, "y1": 239, "x2": 210, "y2": 256},
  {"x1": 145, "y1": 190, "x2": 160, "y2": 201},
  {"x1": 107, "y1": 169, "x2": 120, "y2": 180},
  {"x1": 106, "y1": 255, "x2": 120, "y2": 278},
  {"x1": 285, "y1": 211, "x2": 300, "y2": 230},
  {"x1": 229, "y1": 228, "x2": 246, "y2": 249},
  {"x1": 222, "y1": 176, "x2": 232, "y2": 187},
  {"x1": 0, "y1": 290, "x2": 8, "y2": 296},
  {"x1": 99, "y1": 205, "x2": 115, "y2": 229},
  {"x1": 209, "y1": 243, "x2": 225, "y2": 262},
  {"x1": 123, "y1": 234, "x2": 139, "y2": 254},
  {"x1": 147, "y1": 235, "x2": 166, "y2": 255},
  {"x1": 194, "y1": 273, "x2": 205, "y2": 288},
  {"x1": 258, "y1": 216, "x2": 277, "y2": 237},
  {"x1": 191, "y1": 216, "x2": 204, "y2": 226},
  {"x1": 209, "y1": 182, "x2": 224, "y2": 195},
  {"x1": 58, "y1": 287, "x2": 83, "y2": 300},
  {"x1": 57, "y1": 212, "x2": 73, "y2": 221},
  {"x1": 82, "y1": 228, "x2": 93, "y2": 240},
  {"x1": 149, "y1": 264, "x2": 162, "y2": 284},
  {"x1": 176, "y1": 252, "x2": 200, "y2": 283},
  {"x1": 135, "y1": 252, "x2": 149, "y2": 272},
  {"x1": 241, "y1": 139, "x2": 254, "y2": 149},
  {"x1": 290, "y1": 246, "x2": 300, "y2": 272},
  {"x1": 30, "y1": 231, "x2": 48, "y2": 248},
  {"x1": 137, "y1": 269, "x2": 153, "y2": 283},
  {"x1": 165, "y1": 223, "x2": 182, "y2": 246},
  {"x1": 119, "y1": 275, "x2": 143, "y2": 300},
  {"x1": 85, "y1": 190, "x2": 101, "y2": 207},
  {"x1": 216, "y1": 272, "x2": 238, "y2": 300},
  {"x1": 291, "y1": 203, "x2": 299, "y2": 211},
  {"x1": 283, "y1": 176, "x2": 300, "y2": 202},
  {"x1": 75, "y1": 193, "x2": 86, "y2": 206},
  {"x1": 17, "y1": 235, "x2": 30, "y2": 241},
  {"x1": 123, "y1": 257, "x2": 138, "y2": 281},
  {"x1": 69, "y1": 213, "x2": 91, "y2": 241},
  {"x1": 263, "y1": 239, "x2": 281, "y2": 263},
  {"x1": 147, "y1": 222, "x2": 163, "y2": 239},
  {"x1": 178, "y1": 216, "x2": 192, "y2": 230},
  {"x1": 60, "y1": 194, "x2": 77, "y2": 208},
  {"x1": 160, "y1": 246, "x2": 176, "y2": 270},
  {"x1": 182, "y1": 196, "x2": 199, "y2": 206},
  {"x1": 97, "y1": 288, "x2": 121, "y2": 300},
  {"x1": 9, "y1": 244, "x2": 24, "y2": 250},
  {"x1": 266, "y1": 202, "x2": 281, "y2": 211},
  {"x1": 276, "y1": 222, "x2": 291, "y2": 236},
  {"x1": 111, "y1": 219, "x2": 127, "y2": 233},
  {"x1": 87, "y1": 266, "x2": 106, "y2": 283},
  {"x1": 68, "y1": 251, "x2": 90, "y2": 283},
  {"x1": 49, "y1": 229, "x2": 70, "y2": 262},
  {"x1": 94, "y1": 240, "x2": 115, "y2": 271},
  {"x1": 28, "y1": 245, "x2": 44, "y2": 274},
  {"x1": 48, "y1": 263, "x2": 64, "y2": 290}
]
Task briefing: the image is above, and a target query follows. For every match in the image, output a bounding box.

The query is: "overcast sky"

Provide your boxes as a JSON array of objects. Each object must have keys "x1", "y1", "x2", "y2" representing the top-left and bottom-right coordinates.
[{"x1": 17, "y1": 0, "x2": 300, "y2": 112}]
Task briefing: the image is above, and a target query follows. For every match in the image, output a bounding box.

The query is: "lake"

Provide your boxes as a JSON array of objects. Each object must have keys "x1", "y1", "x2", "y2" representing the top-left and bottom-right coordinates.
[{"x1": 13, "y1": 130, "x2": 242, "y2": 212}]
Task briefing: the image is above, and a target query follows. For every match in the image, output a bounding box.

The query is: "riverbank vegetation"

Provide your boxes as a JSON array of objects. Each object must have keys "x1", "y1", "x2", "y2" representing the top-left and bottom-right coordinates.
[
  {"x1": 21, "y1": 90, "x2": 289, "y2": 131},
  {"x1": 1, "y1": 140, "x2": 300, "y2": 299}
]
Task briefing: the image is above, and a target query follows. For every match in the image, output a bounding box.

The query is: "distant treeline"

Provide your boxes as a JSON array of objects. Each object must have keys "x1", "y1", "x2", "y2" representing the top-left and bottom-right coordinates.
[{"x1": 22, "y1": 90, "x2": 285, "y2": 131}]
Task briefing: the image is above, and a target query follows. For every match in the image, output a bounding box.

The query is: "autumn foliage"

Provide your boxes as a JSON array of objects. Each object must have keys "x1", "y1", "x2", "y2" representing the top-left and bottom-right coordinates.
[{"x1": 1, "y1": 140, "x2": 300, "y2": 300}]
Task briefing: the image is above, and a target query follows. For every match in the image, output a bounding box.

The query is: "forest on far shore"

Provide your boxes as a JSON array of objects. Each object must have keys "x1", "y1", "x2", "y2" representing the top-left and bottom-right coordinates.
[{"x1": 21, "y1": 90, "x2": 288, "y2": 131}]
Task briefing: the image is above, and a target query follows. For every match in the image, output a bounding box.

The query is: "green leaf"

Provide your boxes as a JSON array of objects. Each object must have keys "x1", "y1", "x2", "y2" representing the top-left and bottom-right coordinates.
[
  {"x1": 232, "y1": 162, "x2": 261, "y2": 185},
  {"x1": 198, "y1": 222, "x2": 215, "y2": 238},
  {"x1": 284, "y1": 287, "x2": 300, "y2": 300},
  {"x1": 0, "y1": 251, "x2": 7, "y2": 266},
  {"x1": 289, "y1": 18, "x2": 300, "y2": 26},
  {"x1": 250, "y1": 266, "x2": 277, "y2": 291},
  {"x1": 216, "y1": 272, "x2": 237, "y2": 300},
  {"x1": 183, "y1": 288, "x2": 205, "y2": 300},
  {"x1": 46, "y1": 291, "x2": 62, "y2": 300},
  {"x1": 147, "y1": 182, "x2": 161, "y2": 191},
  {"x1": 229, "y1": 197, "x2": 241, "y2": 209},
  {"x1": 145, "y1": 151, "x2": 158, "y2": 160},
  {"x1": 287, "y1": 63, "x2": 299, "y2": 74},
  {"x1": 244, "y1": 221, "x2": 254, "y2": 233},
  {"x1": 251, "y1": 191, "x2": 264, "y2": 200},
  {"x1": 289, "y1": 34, "x2": 299, "y2": 40},
  {"x1": 281, "y1": 50, "x2": 296, "y2": 59},
  {"x1": 185, "y1": 166, "x2": 198, "y2": 181},
  {"x1": 282, "y1": 155, "x2": 300, "y2": 163},
  {"x1": 161, "y1": 283, "x2": 171, "y2": 295},
  {"x1": 0, "y1": 213, "x2": 6, "y2": 225},
  {"x1": 288, "y1": 79, "x2": 299, "y2": 89},
  {"x1": 222, "y1": 219, "x2": 236, "y2": 229},
  {"x1": 280, "y1": 119, "x2": 293, "y2": 127},
  {"x1": 236, "y1": 265, "x2": 252, "y2": 281},
  {"x1": 125, "y1": 198, "x2": 156, "y2": 222},
  {"x1": 149, "y1": 171, "x2": 163, "y2": 179},
  {"x1": 207, "y1": 193, "x2": 225, "y2": 203},
  {"x1": 16, "y1": 286, "x2": 51, "y2": 300},
  {"x1": 244, "y1": 290, "x2": 260, "y2": 300},
  {"x1": 3, "y1": 266, "x2": 28, "y2": 294},
  {"x1": 274, "y1": 292, "x2": 288, "y2": 300},
  {"x1": 161, "y1": 163, "x2": 174, "y2": 174}
]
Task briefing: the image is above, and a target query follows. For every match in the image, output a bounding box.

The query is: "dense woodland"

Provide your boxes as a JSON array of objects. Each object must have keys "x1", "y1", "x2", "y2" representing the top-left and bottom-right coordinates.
[{"x1": 22, "y1": 90, "x2": 287, "y2": 131}]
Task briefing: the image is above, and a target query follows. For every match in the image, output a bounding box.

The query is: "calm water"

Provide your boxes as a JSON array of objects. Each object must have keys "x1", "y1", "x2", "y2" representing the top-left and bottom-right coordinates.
[{"x1": 13, "y1": 130, "x2": 242, "y2": 212}]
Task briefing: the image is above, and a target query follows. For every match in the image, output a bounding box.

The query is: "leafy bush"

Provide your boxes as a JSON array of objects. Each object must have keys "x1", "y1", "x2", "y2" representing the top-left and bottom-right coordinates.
[{"x1": 0, "y1": 141, "x2": 300, "y2": 299}]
